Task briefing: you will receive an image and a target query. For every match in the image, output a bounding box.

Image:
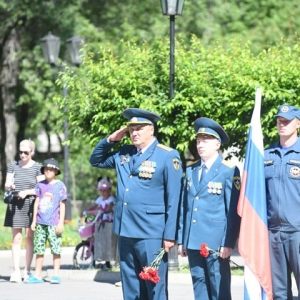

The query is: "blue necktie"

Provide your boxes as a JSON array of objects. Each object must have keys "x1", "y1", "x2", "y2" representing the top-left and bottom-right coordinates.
[
  {"x1": 133, "y1": 149, "x2": 142, "y2": 164},
  {"x1": 200, "y1": 164, "x2": 207, "y2": 183}
]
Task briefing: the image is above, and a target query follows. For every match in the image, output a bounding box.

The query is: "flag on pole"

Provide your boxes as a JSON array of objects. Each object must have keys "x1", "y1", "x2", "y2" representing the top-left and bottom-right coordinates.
[{"x1": 237, "y1": 88, "x2": 273, "y2": 300}]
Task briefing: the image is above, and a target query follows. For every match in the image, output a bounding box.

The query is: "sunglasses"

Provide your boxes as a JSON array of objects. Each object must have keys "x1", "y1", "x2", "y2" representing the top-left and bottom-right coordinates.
[{"x1": 19, "y1": 150, "x2": 30, "y2": 155}]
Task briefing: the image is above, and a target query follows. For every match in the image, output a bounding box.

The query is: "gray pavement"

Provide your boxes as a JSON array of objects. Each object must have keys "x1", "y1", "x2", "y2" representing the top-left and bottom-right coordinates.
[{"x1": 0, "y1": 247, "x2": 296, "y2": 300}]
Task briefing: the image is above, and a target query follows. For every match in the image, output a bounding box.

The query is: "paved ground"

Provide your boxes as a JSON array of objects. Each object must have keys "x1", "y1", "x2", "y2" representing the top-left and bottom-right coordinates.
[{"x1": 0, "y1": 247, "x2": 297, "y2": 300}]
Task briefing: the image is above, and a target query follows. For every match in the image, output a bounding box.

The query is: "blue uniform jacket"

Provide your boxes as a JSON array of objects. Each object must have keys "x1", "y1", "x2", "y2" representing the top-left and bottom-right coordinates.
[
  {"x1": 264, "y1": 137, "x2": 300, "y2": 231},
  {"x1": 89, "y1": 137, "x2": 183, "y2": 240},
  {"x1": 178, "y1": 156, "x2": 241, "y2": 250}
]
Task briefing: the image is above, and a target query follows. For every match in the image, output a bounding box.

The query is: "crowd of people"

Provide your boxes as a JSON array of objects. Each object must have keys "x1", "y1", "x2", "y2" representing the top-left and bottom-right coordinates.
[{"x1": 3, "y1": 104, "x2": 300, "y2": 300}]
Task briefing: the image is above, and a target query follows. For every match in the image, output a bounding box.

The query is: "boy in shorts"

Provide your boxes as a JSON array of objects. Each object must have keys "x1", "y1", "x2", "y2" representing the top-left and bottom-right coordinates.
[{"x1": 24, "y1": 158, "x2": 67, "y2": 284}]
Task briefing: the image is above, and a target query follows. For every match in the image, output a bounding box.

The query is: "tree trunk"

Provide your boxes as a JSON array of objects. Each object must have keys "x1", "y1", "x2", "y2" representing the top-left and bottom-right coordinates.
[{"x1": 0, "y1": 29, "x2": 20, "y2": 187}]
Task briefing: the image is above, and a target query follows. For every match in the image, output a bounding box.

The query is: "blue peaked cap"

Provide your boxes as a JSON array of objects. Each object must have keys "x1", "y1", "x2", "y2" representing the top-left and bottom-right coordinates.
[
  {"x1": 275, "y1": 104, "x2": 300, "y2": 120},
  {"x1": 194, "y1": 117, "x2": 229, "y2": 144},
  {"x1": 123, "y1": 108, "x2": 161, "y2": 125}
]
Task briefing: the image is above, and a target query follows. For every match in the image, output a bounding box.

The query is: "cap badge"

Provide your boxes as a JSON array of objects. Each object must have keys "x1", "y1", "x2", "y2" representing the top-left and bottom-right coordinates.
[
  {"x1": 200, "y1": 127, "x2": 206, "y2": 133},
  {"x1": 281, "y1": 106, "x2": 289, "y2": 113},
  {"x1": 131, "y1": 117, "x2": 138, "y2": 122}
]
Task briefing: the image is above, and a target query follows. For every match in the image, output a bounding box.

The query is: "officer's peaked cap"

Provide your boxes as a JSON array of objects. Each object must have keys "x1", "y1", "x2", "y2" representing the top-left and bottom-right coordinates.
[
  {"x1": 194, "y1": 117, "x2": 229, "y2": 144},
  {"x1": 123, "y1": 108, "x2": 161, "y2": 125},
  {"x1": 275, "y1": 104, "x2": 300, "y2": 120}
]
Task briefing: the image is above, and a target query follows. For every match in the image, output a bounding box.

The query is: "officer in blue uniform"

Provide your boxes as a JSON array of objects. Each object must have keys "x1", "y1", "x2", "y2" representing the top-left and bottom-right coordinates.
[
  {"x1": 89, "y1": 108, "x2": 182, "y2": 300},
  {"x1": 264, "y1": 104, "x2": 300, "y2": 300},
  {"x1": 178, "y1": 117, "x2": 241, "y2": 300}
]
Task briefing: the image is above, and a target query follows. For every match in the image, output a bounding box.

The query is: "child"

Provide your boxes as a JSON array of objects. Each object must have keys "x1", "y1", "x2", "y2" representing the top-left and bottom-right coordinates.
[
  {"x1": 82, "y1": 177, "x2": 116, "y2": 269},
  {"x1": 24, "y1": 158, "x2": 67, "y2": 284}
]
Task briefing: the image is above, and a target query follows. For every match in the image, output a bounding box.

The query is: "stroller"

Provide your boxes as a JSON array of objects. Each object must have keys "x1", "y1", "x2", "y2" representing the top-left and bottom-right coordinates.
[{"x1": 73, "y1": 210, "x2": 102, "y2": 270}]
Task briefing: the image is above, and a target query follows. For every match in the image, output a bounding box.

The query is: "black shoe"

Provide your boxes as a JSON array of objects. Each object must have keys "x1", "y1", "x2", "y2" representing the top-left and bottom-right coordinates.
[{"x1": 105, "y1": 261, "x2": 112, "y2": 269}]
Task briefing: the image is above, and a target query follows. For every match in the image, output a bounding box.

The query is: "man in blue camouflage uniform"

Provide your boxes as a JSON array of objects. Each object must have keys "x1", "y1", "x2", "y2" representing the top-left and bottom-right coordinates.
[
  {"x1": 89, "y1": 108, "x2": 182, "y2": 300},
  {"x1": 264, "y1": 104, "x2": 300, "y2": 300},
  {"x1": 178, "y1": 117, "x2": 241, "y2": 300}
]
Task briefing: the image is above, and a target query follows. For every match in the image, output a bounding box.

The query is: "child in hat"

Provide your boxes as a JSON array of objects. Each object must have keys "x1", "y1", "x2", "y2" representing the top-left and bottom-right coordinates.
[
  {"x1": 24, "y1": 158, "x2": 67, "y2": 284},
  {"x1": 81, "y1": 177, "x2": 116, "y2": 269}
]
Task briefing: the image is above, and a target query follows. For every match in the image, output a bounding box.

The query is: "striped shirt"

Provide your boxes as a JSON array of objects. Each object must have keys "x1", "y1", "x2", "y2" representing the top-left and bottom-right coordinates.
[{"x1": 4, "y1": 160, "x2": 42, "y2": 228}]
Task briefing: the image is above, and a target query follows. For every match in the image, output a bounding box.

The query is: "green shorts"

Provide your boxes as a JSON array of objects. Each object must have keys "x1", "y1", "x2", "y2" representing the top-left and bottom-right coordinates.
[{"x1": 34, "y1": 224, "x2": 62, "y2": 255}]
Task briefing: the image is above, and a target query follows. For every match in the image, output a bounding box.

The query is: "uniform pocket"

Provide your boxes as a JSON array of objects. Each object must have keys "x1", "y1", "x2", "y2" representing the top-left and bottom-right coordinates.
[
  {"x1": 146, "y1": 205, "x2": 165, "y2": 214},
  {"x1": 264, "y1": 160, "x2": 275, "y2": 179}
]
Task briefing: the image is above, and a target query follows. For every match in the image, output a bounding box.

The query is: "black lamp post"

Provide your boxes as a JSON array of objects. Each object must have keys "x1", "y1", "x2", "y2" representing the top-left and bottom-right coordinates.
[
  {"x1": 160, "y1": 0, "x2": 185, "y2": 99},
  {"x1": 40, "y1": 32, "x2": 84, "y2": 220},
  {"x1": 160, "y1": 0, "x2": 185, "y2": 271}
]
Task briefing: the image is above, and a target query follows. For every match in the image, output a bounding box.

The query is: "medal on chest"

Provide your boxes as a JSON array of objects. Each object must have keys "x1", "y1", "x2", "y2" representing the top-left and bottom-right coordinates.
[{"x1": 138, "y1": 161, "x2": 156, "y2": 179}]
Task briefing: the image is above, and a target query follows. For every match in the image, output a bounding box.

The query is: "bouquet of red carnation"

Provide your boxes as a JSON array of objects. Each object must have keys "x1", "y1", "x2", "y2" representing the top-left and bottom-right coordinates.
[
  {"x1": 200, "y1": 243, "x2": 218, "y2": 257},
  {"x1": 200, "y1": 243, "x2": 239, "y2": 267},
  {"x1": 139, "y1": 248, "x2": 165, "y2": 284}
]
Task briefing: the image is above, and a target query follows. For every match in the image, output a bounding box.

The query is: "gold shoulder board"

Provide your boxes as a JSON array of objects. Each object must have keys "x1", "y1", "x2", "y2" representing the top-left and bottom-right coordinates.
[
  {"x1": 157, "y1": 144, "x2": 172, "y2": 152},
  {"x1": 221, "y1": 160, "x2": 235, "y2": 168}
]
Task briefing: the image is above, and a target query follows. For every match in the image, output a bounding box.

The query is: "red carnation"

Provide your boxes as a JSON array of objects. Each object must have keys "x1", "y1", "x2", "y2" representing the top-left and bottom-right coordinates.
[
  {"x1": 139, "y1": 248, "x2": 165, "y2": 284},
  {"x1": 199, "y1": 243, "x2": 240, "y2": 267},
  {"x1": 200, "y1": 243, "x2": 210, "y2": 257}
]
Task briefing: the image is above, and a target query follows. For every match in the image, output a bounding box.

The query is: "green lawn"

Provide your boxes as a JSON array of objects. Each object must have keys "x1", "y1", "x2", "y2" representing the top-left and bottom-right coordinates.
[
  {"x1": 0, "y1": 200, "x2": 80, "y2": 250},
  {"x1": 0, "y1": 199, "x2": 244, "y2": 275}
]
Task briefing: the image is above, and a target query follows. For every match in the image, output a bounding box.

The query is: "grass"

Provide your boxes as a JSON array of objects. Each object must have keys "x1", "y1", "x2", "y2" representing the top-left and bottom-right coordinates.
[
  {"x1": 0, "y1": 199, "x2": 80, "y2": 250},
  {"x1": 0, "y1": 199, "x2": 244, "y2": 275},
  {"x1": 178, "y1": 264, "x2": 243, "y2": 275},
  {"x1": 231, "y1": 266, "x2": 244, "y2": 276}
]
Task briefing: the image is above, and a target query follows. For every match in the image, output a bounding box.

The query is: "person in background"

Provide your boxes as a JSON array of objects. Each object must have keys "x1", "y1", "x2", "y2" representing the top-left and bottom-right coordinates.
[
  {"x1": 178, "y1": 117, "x2": 241, "y2": 300},
  {"x1": 24, "y1": 158, "x2": 67, "y2": 284},
  {"x1": 89, "y1": 108, "x2": 182, "y2": 300},
  {"x1": 82, "y1": 177, "x2": 117, "y2": 269},
  {"x1": 264, "y1": 104, "x2": 300, "y2": 299},
  {"x1": 3, "y1": 139, "x2": 44, "y2": 283}
]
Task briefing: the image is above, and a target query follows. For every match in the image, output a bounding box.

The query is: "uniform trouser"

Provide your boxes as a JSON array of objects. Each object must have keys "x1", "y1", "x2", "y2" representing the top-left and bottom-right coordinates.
[
  {"x1": 269, "y1": 230, "x2": 300, "y2": 300},
  {"x1": 187, "y1": 249, "x2": 231, "y2": 300},
  {"x1": 118, "y1": 236, "x2": 168, "y2": 300}
]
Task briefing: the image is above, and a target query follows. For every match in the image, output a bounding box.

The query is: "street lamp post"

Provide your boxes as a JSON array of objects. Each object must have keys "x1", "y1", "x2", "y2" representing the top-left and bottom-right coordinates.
[
  {"x1": 160, "y1": 0, "x2": 185, "y2": 271},
  {"x1": 40, "y1": 32, "x2": 84, "y2": 221},
  {"x1": 160, "y1": 0, "x2": 185, "y2": 99}
]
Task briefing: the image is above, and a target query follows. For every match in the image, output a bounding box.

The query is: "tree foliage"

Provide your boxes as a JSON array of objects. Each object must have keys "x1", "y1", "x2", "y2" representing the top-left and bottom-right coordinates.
[
  {"x1": 2, "y1": 0, "x2": 300, "y2": 200},
  {"x1": 57, "y1": 36, "x2": 300, "y2": 166}
]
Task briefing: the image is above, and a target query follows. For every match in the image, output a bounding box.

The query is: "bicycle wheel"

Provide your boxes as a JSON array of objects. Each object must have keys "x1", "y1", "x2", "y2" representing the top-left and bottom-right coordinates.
[{"x1": 73, "y1": 241, "x2": 94, "y2": 270}]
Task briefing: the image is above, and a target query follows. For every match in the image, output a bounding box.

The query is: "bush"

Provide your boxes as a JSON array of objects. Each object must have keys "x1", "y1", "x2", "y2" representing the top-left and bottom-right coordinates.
[{"x1": 0, "y1": 199, "x2": 81, "y2": 250}]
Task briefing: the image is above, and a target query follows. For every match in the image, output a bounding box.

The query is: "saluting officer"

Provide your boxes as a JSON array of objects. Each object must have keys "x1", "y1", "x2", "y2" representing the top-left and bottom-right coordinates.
[
  {"x1": 89, "y1": 108, "x2": 182, "y2": 300},
  {"x1": 178, "y1": 117, "x2": 241, "y2": 300}
]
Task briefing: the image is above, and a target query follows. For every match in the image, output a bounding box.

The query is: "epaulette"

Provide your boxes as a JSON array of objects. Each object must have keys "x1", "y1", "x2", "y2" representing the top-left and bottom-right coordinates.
[
  {"x1": 187, "y1": 160, "x2": 199, "y2": 167},
  {"x1": 157, "y1": 144, "x2": 172, "y2": 152},
  {"x1": 221, "y1": 160, "x2": 235, "y2": 168}
]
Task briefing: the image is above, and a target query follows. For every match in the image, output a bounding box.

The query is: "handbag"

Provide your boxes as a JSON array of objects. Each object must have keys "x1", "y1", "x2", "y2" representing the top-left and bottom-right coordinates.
[{"x1": 3, "y1": 189, "x2": 20, "y2": 204}]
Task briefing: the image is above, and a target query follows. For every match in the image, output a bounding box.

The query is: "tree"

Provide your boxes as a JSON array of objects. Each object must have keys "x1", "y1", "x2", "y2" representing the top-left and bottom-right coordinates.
[
  {"x1": 57, "y1": 37, "x2": 300, "y2": 167},
  {"x1": 2, "y1": 0, "x2": 300, "y2": 200},
  {"x1": 0, "y1": 0, "x2": 97, "y2": 186}
]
